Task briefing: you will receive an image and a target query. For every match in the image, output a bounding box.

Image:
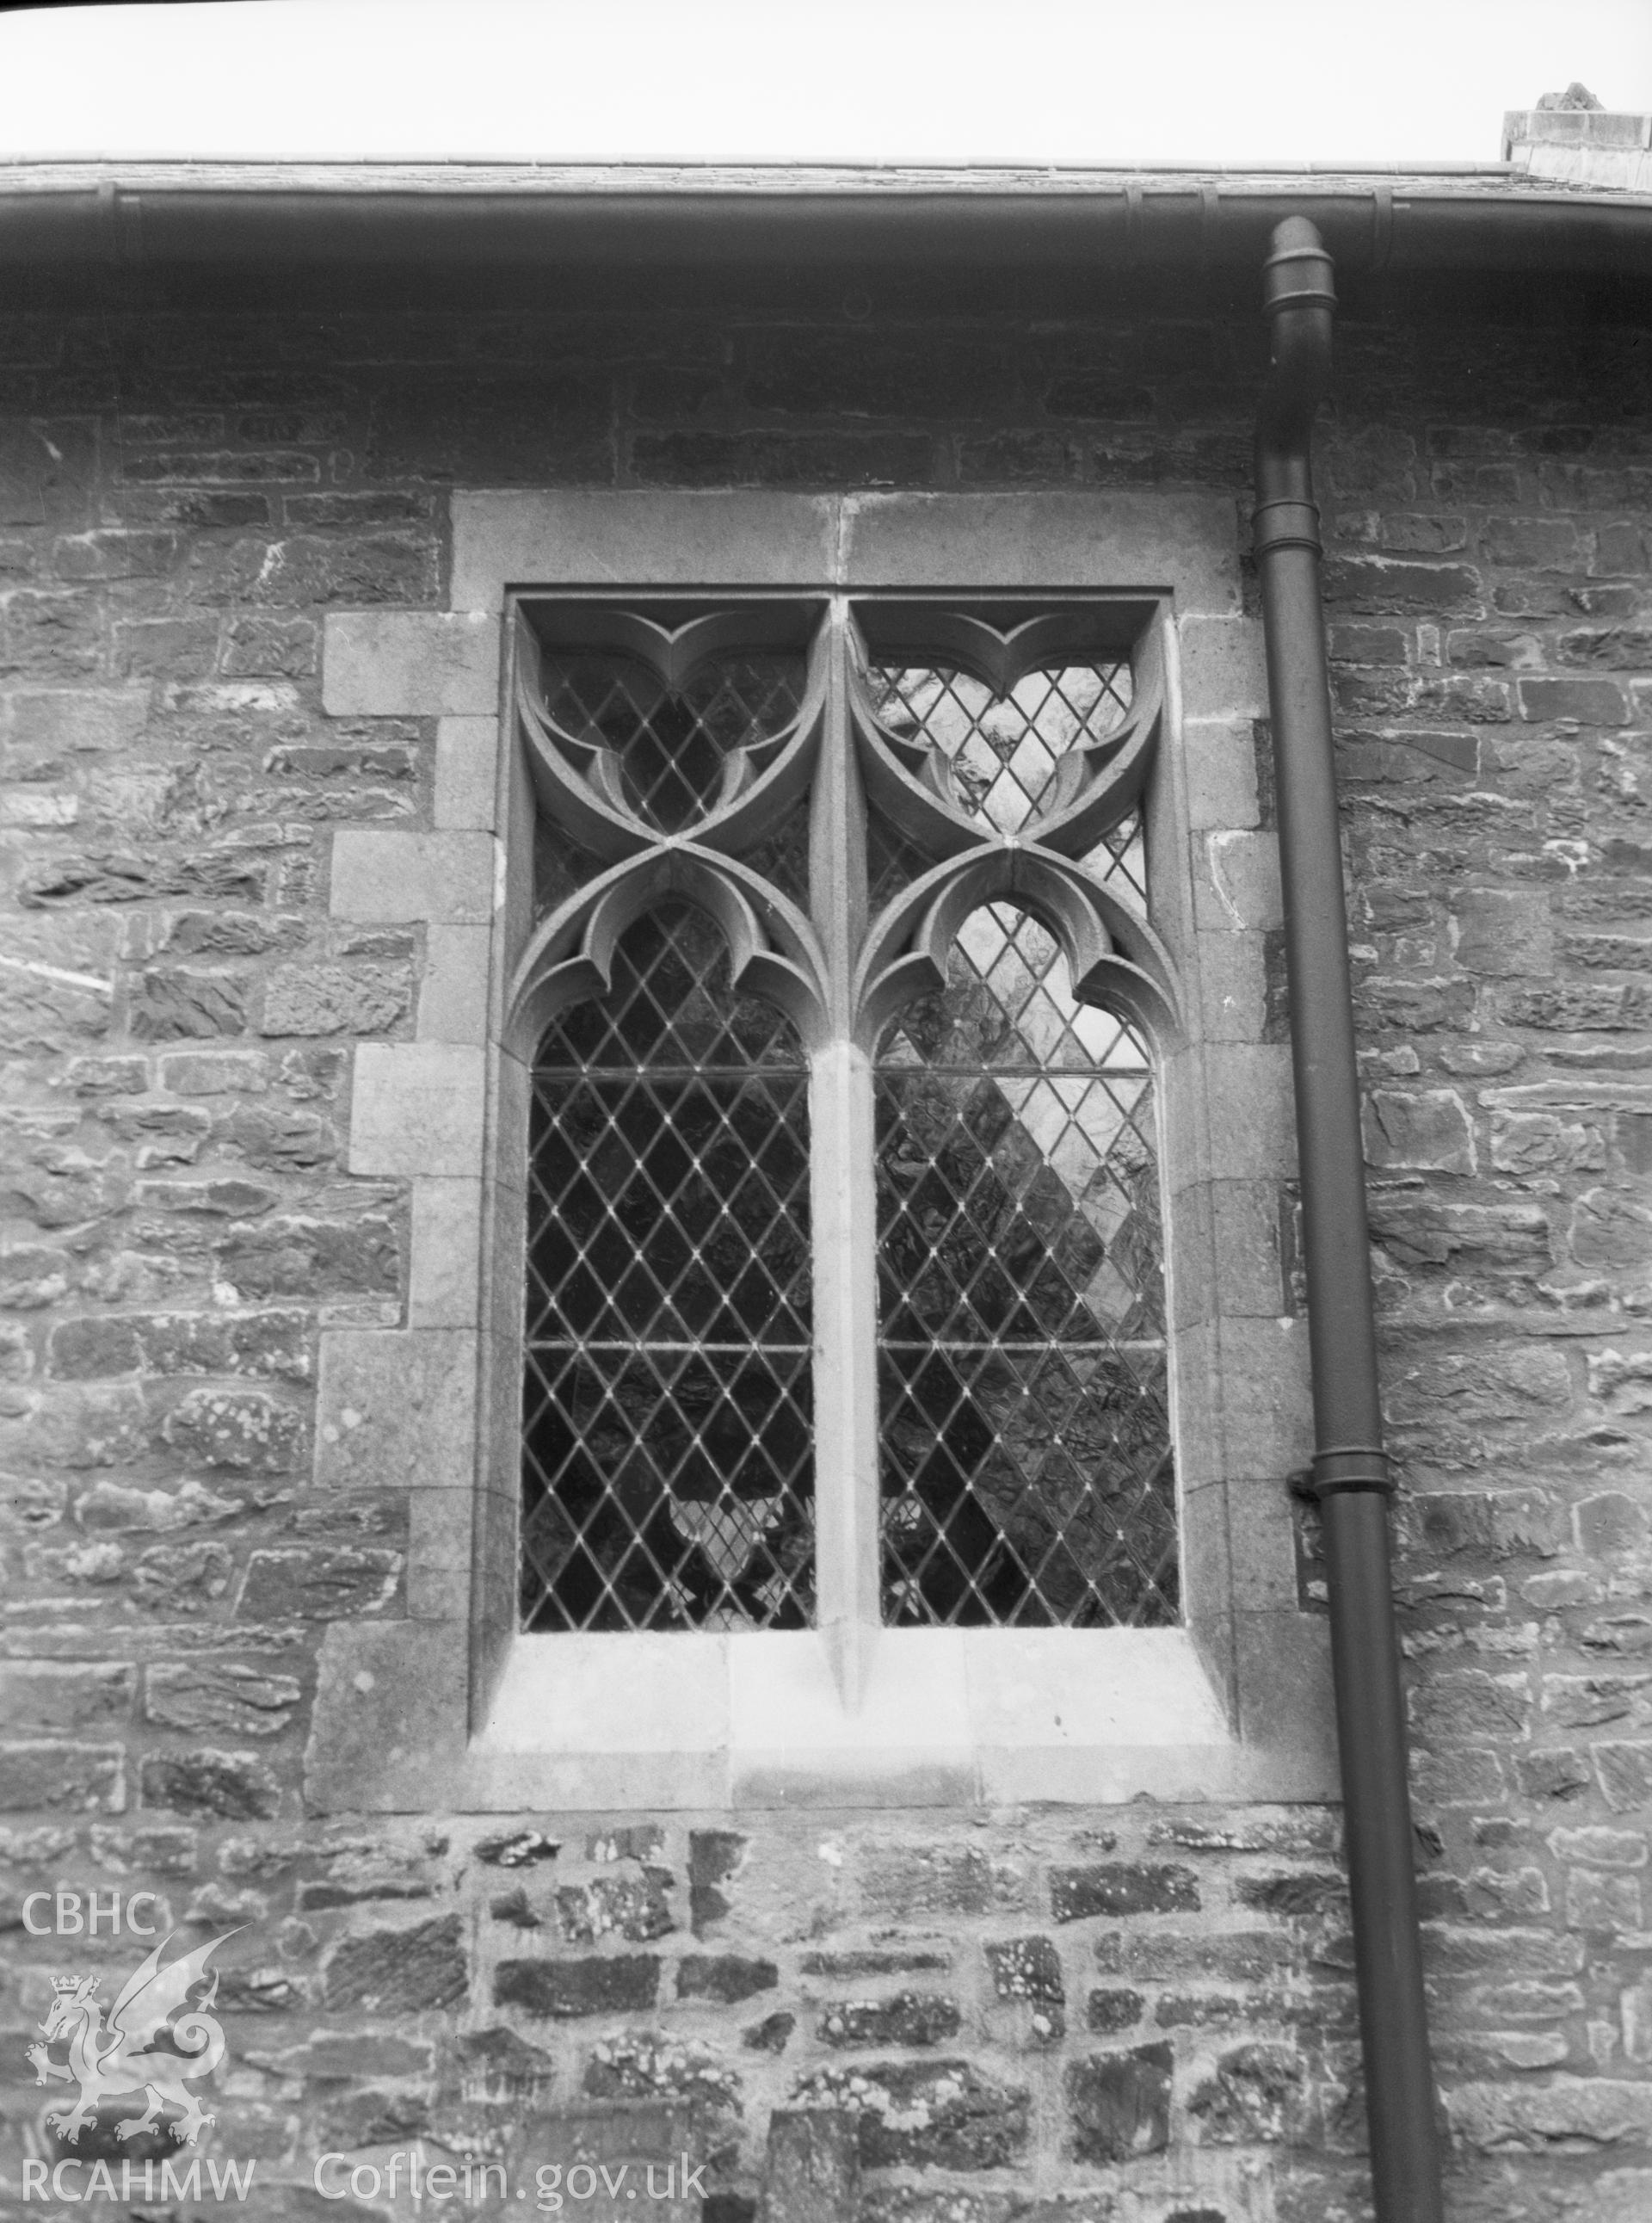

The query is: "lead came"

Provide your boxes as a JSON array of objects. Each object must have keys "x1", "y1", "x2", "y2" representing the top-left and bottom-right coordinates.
[
  {"x1": 513, "y1": 597, "x2": 1176, "y2": 1637},
  {"x1": 875, "y1": 906, "x2": 1173, "y2": 1627}
]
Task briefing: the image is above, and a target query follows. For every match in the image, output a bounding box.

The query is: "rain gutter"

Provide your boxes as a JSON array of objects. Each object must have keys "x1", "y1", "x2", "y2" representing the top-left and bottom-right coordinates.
[{"x1": 0, "y1": 164, "x2": 1649, "y2": 276}]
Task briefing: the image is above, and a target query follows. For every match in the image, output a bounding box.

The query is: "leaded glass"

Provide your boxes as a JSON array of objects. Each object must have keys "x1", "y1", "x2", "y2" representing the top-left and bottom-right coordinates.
[
  {"x1": 522, "y1": 903, "x2": 814, "y2": 1632},
  {"x1": 1081, "y1": 815, "x2": 1148, "y2": 909},
  {"x1": 542, "y1": 649, "x2": 805, "y2": 835},
  {"x1": 519, "y1": 597, "x2": 1176, "y2": 1646},
  {"x1": 876, "y1": 905, "x2": 1175, "y2": 1627},
  {"x1": 866, "y1": 658, "x2": 1125, "y2": 824},
  {"x1": 866, "y1": 657, "x2": 1145, "y2": 905},
  {"x1": 866, "y1": 815, "x2": 931, "y2": 914}
]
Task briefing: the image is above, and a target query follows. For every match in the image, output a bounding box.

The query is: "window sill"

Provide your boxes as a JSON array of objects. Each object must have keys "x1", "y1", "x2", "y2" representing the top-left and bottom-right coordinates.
[{"x1": 472, "y1": 1626, "x2": 1248, "y2": 1809}]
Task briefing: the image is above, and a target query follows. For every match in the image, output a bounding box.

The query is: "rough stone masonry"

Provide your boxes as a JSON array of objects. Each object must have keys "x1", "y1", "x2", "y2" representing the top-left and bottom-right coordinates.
[{"x1": 1, "y1": 241, "x2": 1651, "y2": 2223}]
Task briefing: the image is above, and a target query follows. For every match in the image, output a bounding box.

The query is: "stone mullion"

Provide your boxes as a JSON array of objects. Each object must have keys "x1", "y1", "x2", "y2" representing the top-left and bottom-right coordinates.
[{"x1": 806, "y1": 599, "x2": 882, "y2": 1703}]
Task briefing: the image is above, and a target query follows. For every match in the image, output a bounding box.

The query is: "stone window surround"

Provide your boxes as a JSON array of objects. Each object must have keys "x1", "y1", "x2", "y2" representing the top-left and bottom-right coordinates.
[{"x1": 302, "y1": 490, "x2": 1336, "y2": 1816}]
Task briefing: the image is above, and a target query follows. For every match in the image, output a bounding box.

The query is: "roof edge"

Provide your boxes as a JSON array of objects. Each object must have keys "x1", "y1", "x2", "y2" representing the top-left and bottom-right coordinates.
[{"x1": 0, "y1": 164, "x2": 1649, "y2": 279}]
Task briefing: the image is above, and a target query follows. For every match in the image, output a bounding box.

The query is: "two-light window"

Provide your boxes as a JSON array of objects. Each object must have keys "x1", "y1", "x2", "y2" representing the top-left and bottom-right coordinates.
[{"x1": 508, "y1": 596, "x2": 1180, "y2": 1663}]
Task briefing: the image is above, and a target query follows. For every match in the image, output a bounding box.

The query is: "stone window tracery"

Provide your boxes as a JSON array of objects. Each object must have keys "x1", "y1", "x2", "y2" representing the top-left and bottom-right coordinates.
[{"x1": 508, "y1": 596, "x2": 1180, "y2": 1645}]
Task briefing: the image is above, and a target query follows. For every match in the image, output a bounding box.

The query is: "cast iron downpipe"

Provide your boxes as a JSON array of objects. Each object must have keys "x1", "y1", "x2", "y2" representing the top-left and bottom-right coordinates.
[{"x1": 1254, "y1": 215, "x2": 1446, "y2": 2223}]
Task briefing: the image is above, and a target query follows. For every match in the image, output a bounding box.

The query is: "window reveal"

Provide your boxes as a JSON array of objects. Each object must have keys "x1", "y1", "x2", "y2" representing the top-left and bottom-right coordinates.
[{"x1": 509, "y1": 596, "x2": 1181, "y2": 1637}]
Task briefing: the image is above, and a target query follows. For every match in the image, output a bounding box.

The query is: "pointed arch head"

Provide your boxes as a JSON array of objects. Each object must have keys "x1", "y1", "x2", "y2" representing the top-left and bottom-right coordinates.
[
  {"x1": 854, "y1": 847, "x2": 1182, "y2": 1059},
  {"x1": 507, "y1": 847, "x2": 829, "y2": 1063}
]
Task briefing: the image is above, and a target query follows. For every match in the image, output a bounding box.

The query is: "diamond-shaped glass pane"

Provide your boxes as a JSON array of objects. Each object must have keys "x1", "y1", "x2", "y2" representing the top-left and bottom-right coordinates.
[
  {"x1": 866, "y1": 815, "x2": 932, "y2": 915},
  {"x1": 876, "y1": 905, "x2": 1175, "y2": 1627},
  {"x1": 867, "y1": 658, "x2": 1144, "y2": 905},
  {"x1": 523, "y1": 904, "x2": 813, "y2": 1631},
  {"x1": 868, "y1": 659, "x2": 1125, "y2": 824},
  {"x1": 543, "y1": 650, "x2": 805, "y2": 835},
  {"x1": 743, "y1": 799, "x2": 811, "y2": 912},
  {"x1": 1079, "y1": 814, "x2": 1147, "y2": 908}
]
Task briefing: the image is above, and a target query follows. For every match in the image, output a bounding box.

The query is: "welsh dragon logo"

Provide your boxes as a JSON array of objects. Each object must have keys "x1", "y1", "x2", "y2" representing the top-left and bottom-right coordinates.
[{"x1": 26, "y1": 1931, "x2": 235, "y2": 2148}]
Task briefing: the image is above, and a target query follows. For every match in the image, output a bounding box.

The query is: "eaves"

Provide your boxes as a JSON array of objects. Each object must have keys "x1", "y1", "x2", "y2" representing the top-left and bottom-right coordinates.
[{"x1": 1, "y1": 157, "x2": 1650, "y2": 282}]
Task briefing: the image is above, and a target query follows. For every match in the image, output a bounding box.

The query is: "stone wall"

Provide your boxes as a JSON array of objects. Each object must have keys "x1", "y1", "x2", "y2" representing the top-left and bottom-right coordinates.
[{"x1": 0, "y1": 277, "x2": 1649, "y2": 2221}]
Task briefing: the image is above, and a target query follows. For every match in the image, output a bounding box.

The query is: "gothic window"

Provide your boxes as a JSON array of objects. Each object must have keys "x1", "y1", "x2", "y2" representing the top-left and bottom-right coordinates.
[{"x1": 509, "y1": 596, "x2": 1180, "y2": 1640}]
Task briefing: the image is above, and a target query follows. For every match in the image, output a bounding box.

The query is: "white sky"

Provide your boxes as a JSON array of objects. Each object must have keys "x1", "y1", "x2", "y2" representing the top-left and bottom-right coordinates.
[{"x1": 0, "y1": 0, "x2": 1649, "y2": 167}]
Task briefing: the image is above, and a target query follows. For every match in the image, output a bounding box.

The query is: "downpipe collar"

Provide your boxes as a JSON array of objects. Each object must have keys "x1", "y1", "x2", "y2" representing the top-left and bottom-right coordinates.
[
  {"x1": 1289, "y1": 1446, "x2": 1396, "y2": 1500},
  {"x1": 1250, "y1": 497, "x2": 1322, "y2": 556},
  {"x1": 1261, "y1": 226, "x2": 1335, "y2": 306}
]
